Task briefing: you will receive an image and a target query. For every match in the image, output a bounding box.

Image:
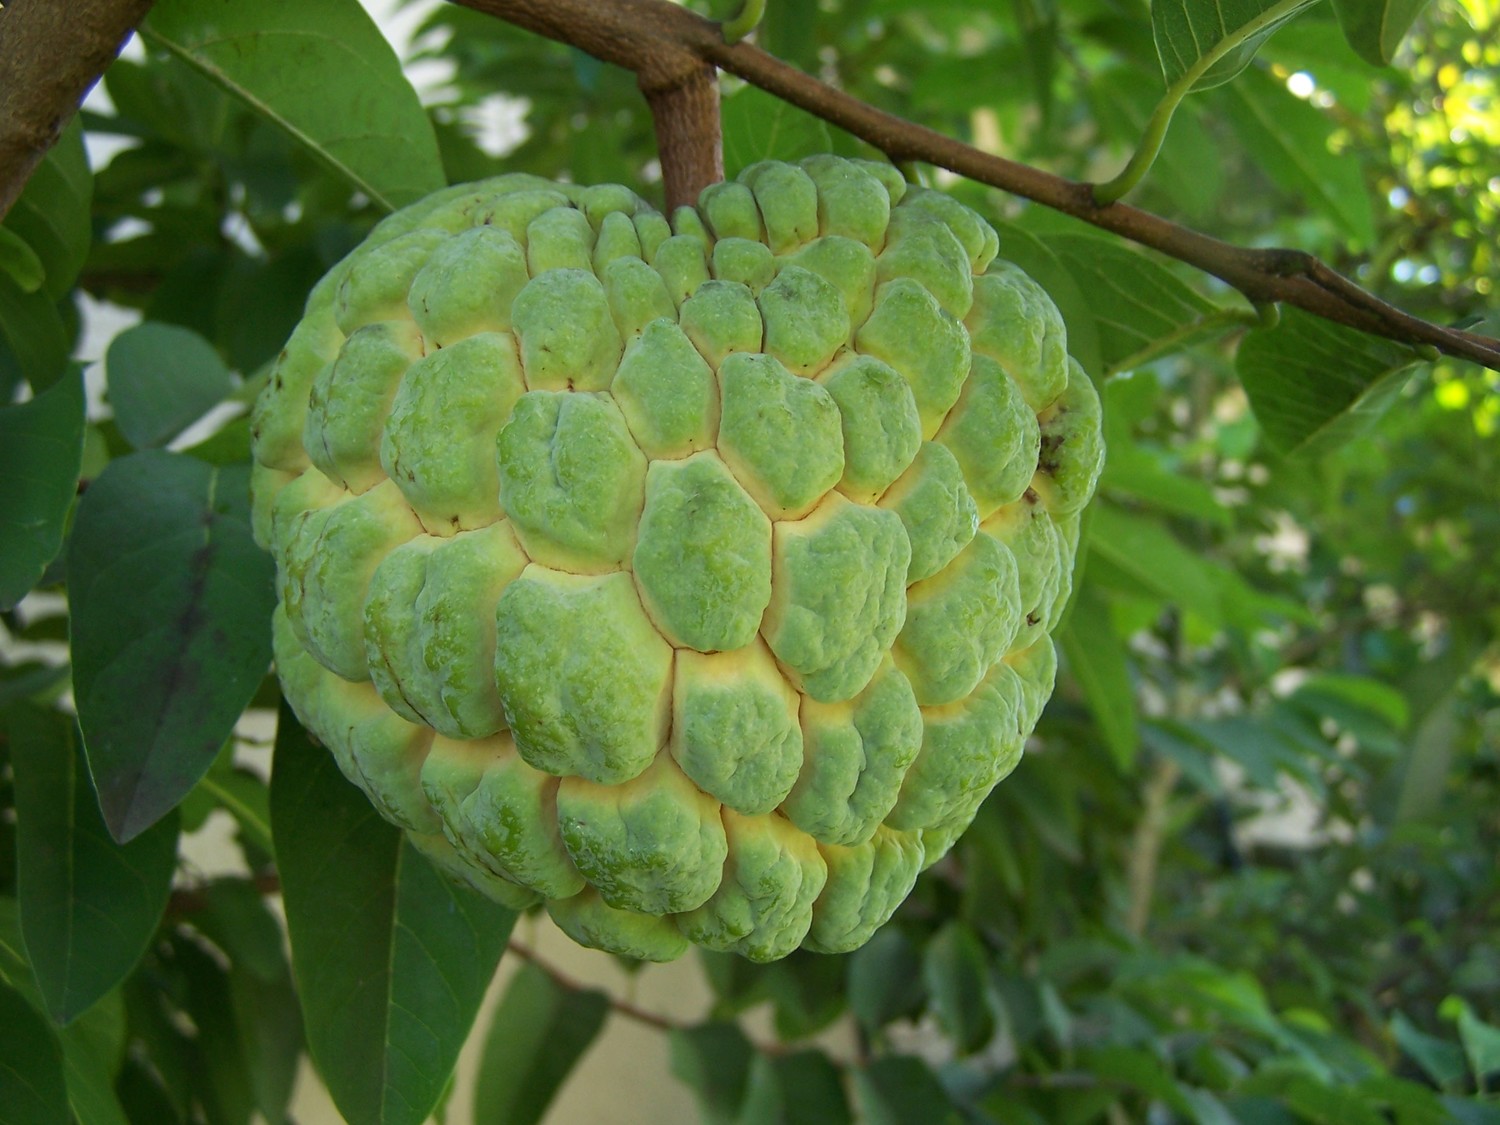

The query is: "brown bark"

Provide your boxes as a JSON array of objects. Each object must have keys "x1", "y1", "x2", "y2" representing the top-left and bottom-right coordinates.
[
  {"x1": 643, "y1": 62, "x2": 723, "y2": 211},
  {"x1": 0, "y1": 0, "x2": 156, "y2": 220}
]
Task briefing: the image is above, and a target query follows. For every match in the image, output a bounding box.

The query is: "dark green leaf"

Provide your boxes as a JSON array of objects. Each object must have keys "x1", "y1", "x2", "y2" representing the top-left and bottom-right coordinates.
[
  {"x1": 55, "y1": 989, "x2": 131, "y2": 1125},
  {"x1": 472, "y1": 961, "x2": 610, "y2": 1125},
  {"x1": 8, "y1": 706, "x2": 178, "y2": 1025},
  {"x1": 1153, "y1": 0, "x2": 1322, "y2": 91},
  {"x1": 173, "y1": 935, "x2": 256, "y2": 1125},
  {"x1": 141, "y1": 0, "x2": 445, "y2": 210},
  {"x1": 0, "y1": 980, "x2": 69, "y2": 1125},
  {"x1": 854, "y1": 1056, "x2": 963, "y2": 1125},
  {"x1": 1330, "y1": 0, "x2": 1430, "y2": 64},
  {"x1": 0, "y1": 366, "x2": 85, "y2": 609},
  {"x1": 1041, "y1": 233, "x2": 1225, "y2": 373},
  {"x1": 106, "y1": 322, "x2": 235, "y2": 450},
  {"x1": 1218, "y1": 70, "x2": 1375, "y2": 244},
  {"x1": 847, "y1": 928, "x2": 925, "y2": 1037},
  {"x1": 1057, "y1": 583, "x2": 1139, "y2": 769},
  {"x1": 1391, "y1": 1013, "x2": 1466, "y2": 1090},
  {"x1": 0, "y1": 274, "x2": 70, "y2": 392},
  {"x1": 722, "y1": 86, "x2": 833, "y2": 179},
  {"x1": 669, "y1": 1022, "x2": 757, "y2": 1125},
  {"x1": 923, "y1": 924, "x2": 997, "y2": 1055},
  {"x1": 270, "y1": 704, "x2": 515, "y2": 1125},
  {"x1": 736, "y1": 1049, "x2": 851, "y2": 1125},
  {"x1": 1236, "y1": 307, "x2": 1422, "y2": 457},
  {"x1": 2, "y1": 118, "x2": 91, "y2": 301},
  {"x1": 68, "y1": 451, "x2": 275, "y2": 842}
]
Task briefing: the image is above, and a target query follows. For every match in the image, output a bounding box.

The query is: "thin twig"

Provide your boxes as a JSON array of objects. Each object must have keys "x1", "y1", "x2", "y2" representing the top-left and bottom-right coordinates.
[{"x1": 505, "y1": 938, "x2": 688, "y2": 1032}]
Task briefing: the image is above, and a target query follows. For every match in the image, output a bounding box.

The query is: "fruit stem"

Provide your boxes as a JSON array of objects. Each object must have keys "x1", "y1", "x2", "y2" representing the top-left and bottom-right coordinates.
[{"x1": 643, "y1": 62, "x2": 725, "y2": 209}]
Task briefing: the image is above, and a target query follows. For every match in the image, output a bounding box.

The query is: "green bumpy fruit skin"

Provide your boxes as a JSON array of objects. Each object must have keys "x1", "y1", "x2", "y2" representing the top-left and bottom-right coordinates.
[{"x1": 251, "y1": 158, "x2": 1104, "y2": 962}]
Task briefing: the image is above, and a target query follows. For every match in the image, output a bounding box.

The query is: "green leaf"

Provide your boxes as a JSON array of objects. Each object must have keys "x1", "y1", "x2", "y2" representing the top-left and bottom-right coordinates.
[
  {"x1": 1086, "y1": 505, "x2": 1223, "y2": 625},
  {"x1": 1218, "y1": 70, "x2": 1375, "y2": 244},
  {"x1": 1057, "y1": 583, "x2": 1139, "y2": 769},
  {"x1": 847, "y1": 928, "x2": 925, "y2": 1037},
  {"x1": 1040, "y1": 233, "x2": 1228, "y2": 374},
  {"x1": 1153, "y1": 0, "x2": 1322, "y2": 91},
  {"x1": 922, "y1": 924, "x2": 997, "y2": 1055},
  {"x1": 1237, "y1": 306, "x2": 1422, "y2": 457},
  {"x1": 2, "y1": 118, "x2": 91, "y2": 301},
  {"x1": 7, "y1": 706, "x2": 178, "y2": 1025},
  {"x1": 1330, "y1": 0, "x2": 1430, "y2": 65},
  {"x1": 0, "y1": 366, "x2": 85, "y2": 609},
  {"x1": 0, "y1": 937, "x2": 133, "y2": 1125},
  {"x1": 68, "y1": 451, "x2": 276, "y2": 842},
  {"x1": 853, "y1": 1056, "x2": 962, "y2": 1125},
  {"x1": 141, "y1": 0, "x2": 445, "y2": 211},
  {"x1": 736, "y1": 1049, "x2": 852, "y2": 1125},
  {"x1": 0, "y1": 979, "x2": 69, "y2": 1125},
  {"x1": 0, "y1": 229, "x2": 44, "y2": 294},
  {"x1": 173, "y1": 934, "x2": 257, "y2": 1125},
  {"x1": 193, "y1": 764, "x2": 275, "y2": 858},
  {"x1": 106, "y1": 322, "x2": 235, "y2": 450},
  {"x1": 0, "y1": 274, "x2": 70, "y2": 392},
  {"x1": 722, "y1": 85, "x2": 833, "y2": 179},
  {"x1": 1441, "y1": 997, "x2": 1500, "y2": 1087},
  {"x1": 669, "y1": 1022, "x2": 757, "y2": 1125},
  {"x1": 472, "y1": 961, "x2": 610, "y2": 1125},
  {"x1": 269, "y1": 704, "x2": 515, "y2": 1125},
  {"x1": 1391, "y1": 1012, "x2": 1466, "y2": 1090}
]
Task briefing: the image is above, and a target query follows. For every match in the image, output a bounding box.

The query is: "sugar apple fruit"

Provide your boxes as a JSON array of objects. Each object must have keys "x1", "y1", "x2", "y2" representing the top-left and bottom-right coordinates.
[{"x1": 250, "y1": 156, "x2": 1103, "y2": 963}]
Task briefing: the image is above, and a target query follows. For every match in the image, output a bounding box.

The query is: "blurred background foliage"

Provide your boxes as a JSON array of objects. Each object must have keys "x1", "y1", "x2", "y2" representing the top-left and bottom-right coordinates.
[{"x1": 1, "y1": 0, "x2": 1497, "y2": 1121}]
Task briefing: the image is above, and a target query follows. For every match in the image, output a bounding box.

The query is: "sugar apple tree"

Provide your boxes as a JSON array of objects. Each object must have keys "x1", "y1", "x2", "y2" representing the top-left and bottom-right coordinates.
[{"x1": 1, "y1": 0, "x2": 1497, "y2": 1123}]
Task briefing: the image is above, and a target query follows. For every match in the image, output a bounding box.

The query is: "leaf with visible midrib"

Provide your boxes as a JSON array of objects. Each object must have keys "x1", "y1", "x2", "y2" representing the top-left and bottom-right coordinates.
[
  {"x1": 8, "y1": 706, "x2": 179, "y2": 1026},
  {"x1": 1153, "y1": 0, "x2": 1323, "y2": 92},
  {"x1": 1236, "y1": 306, "x2": 1423, "y2": 457},
  {"x1": 68, "y1": 450, "x2": 277, "y2": 842},
  {"x1": 140, "y1": 0, "x2": 445, "y2": 211},
  {"x1": 269, "y1": 705, "x2": 516, "y2": 1125}
]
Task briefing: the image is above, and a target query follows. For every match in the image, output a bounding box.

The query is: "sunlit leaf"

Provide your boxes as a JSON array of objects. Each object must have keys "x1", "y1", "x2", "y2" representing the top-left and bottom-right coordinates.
[
  {"x1": 1218, "y1": 69, "x2": 1375, "y2": 244},
  {"x1": 1153, "y1": 0, "x2": 1323, "y2": 91},
  {"x1": 0, "y1": 366, "x2": 85, "y2": 609}
]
